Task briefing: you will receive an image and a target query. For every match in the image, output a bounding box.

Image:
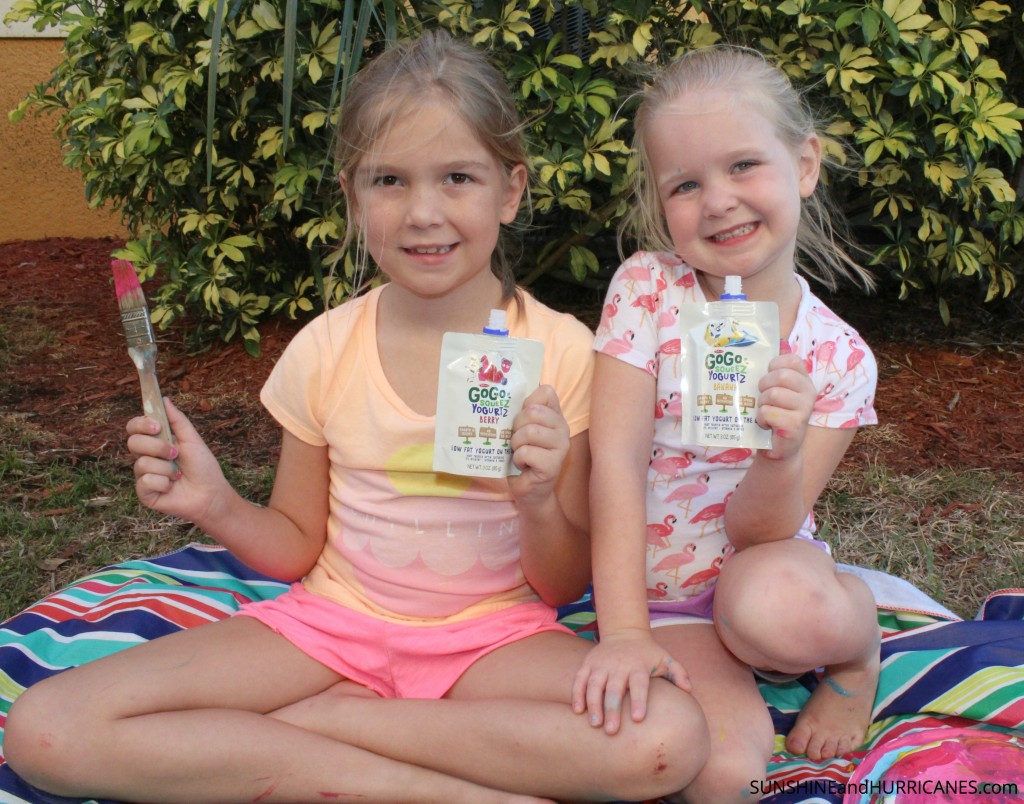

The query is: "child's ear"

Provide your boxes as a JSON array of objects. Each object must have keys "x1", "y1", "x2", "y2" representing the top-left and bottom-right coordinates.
[
  {"x1": 500, "y1": 163, "x2": 529, "y2": 224},
  {"x1": 798, "y1": 135, "x2": 822, "y2": 199}
]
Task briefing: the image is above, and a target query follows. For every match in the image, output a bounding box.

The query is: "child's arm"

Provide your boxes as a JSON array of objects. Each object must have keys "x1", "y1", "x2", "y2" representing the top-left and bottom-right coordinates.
[
  {"x1": 573, "y1": 355, "x2": 690, "y2": 735},
  {"x1": 509, "y1": 384, "x2": 591, "y2": 607},
  {"x1": 127, "y1": 398, "x2": 328, "y2": 581},
  {"x1": 724, "y1": 352, "x2": 855, "y2": 551}
]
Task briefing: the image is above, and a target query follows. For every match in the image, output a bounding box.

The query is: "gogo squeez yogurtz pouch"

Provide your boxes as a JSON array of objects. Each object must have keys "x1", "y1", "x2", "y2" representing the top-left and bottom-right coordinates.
[
  {"x1": 433, "y1": 309, "x2": 544, "y2": 478},
  {"x1": 679, "y1": 276, "x2": 780, "y2": 449}
]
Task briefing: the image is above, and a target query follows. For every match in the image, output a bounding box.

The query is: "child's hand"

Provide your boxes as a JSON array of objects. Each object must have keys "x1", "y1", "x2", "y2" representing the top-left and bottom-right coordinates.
[
  {"x1": 572, "y1": 630, "x2": 691, "y2": 735},
  {"x1": 126, "y1": 398, "x2": 227, "y2": 523},
  {"x1": 508, "y1": 384, "x2": 569, "y2": 503},
  {"x1": 756, "y1": 352, "x2": 815, "y2": 461}
]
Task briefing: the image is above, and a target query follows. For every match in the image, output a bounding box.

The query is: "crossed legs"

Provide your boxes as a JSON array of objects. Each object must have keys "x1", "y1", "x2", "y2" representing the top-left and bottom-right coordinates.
[
  {"x1": 4, "y1": 617, "x2": 544, "y2": 802},
  {"x1": 6, "y1": 618, "x2": 709, "y2": 802},
  {"x1": 271, "y1": 630, "x2": 709, "y2": 802}
]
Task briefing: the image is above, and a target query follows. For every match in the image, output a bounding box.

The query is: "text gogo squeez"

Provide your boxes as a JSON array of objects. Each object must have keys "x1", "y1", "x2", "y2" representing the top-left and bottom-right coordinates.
[
  {"x1": 679, "y1": 276, "x2": 780, "y2": 449},
  {"x1": 433, "y1": 309, "x2": 544, "y2": 478}
]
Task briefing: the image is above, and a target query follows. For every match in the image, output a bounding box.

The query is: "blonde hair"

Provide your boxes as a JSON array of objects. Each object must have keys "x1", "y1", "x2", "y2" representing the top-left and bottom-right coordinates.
[
  {"x1": 623, "y1": 45, "x2": 874, "y2": 292},
  {"x1": 335, "y1": 30, "x2": 529, "y2": 300}
]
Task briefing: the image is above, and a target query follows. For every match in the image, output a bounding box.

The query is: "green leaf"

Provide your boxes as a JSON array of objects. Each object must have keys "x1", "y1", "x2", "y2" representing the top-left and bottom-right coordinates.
[
  {"x1": 860, "y1": 9, "x2": 880, "y2": 42},
  {"x1": 251, "y1": 0, "x2": 281, "y2": 30},
  {"x1": 588, "y1": 95, "x2": 611, "y2": 117},
  {"x1": 222, "y1": 234, "x2": 256, "y2": 248},
  {"x1": 568, "y1": 245, "x2": 599, "y2": 281},
  {"x1": 552, "y1": 54, "x2": 583, "y2": 69},
  {"x1": 591, "y1": 152, "x2": 611, "y2": 176},
  {"x1": 126, "y1": 22, "x2": 158, "y2": 50},
  {"x1": 882, "y1": 0, "x2": 933, "y2": 39},
  {"x1": 864, "y1": 141, "x2": 884, "y2": 166},
  {"x1": 234, "y1": 19, "x2": 262, "y2": 39}
]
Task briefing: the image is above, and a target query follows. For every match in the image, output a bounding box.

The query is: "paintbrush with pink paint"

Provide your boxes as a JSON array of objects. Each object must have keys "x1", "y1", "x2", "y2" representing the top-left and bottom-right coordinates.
[{"x1": 111, "y1": 259, "x2": 178, "y2": 470}]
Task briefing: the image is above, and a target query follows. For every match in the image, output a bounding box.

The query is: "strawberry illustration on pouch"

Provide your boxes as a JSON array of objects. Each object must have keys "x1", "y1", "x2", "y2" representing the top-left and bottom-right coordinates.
[{"x1": 478, "y1": 354, "x2": 509, "y2": 385}]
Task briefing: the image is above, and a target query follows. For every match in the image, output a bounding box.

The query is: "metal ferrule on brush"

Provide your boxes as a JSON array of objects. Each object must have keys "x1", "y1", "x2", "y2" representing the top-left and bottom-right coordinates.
[{"x1": 119, "y1": 307, "x2": 157, "y2": 348}]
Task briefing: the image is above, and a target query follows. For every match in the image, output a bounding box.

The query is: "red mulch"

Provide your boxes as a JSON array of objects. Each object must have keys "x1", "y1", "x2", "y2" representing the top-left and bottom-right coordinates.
[
  {"x1": 0, "y1": 238, "x2": 294, "y2": 471},
  {"x1": 1, "y1": 237, "x2": 1022, "y2": 476}
]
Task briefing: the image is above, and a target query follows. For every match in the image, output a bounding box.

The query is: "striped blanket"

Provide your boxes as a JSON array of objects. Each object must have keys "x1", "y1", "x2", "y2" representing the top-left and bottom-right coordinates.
[{"x1": 2, "y1": 544, "x2": 1022, "y2": 803}]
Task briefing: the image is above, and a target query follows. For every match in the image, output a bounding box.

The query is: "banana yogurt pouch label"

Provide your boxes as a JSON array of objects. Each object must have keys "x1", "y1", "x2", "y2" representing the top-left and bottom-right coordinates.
[
  {"x1": 433, "y1": 311, "x2": 544, "y2": 478},
  {"x1": 679, "y1": 279, "x2": 779, "y2": 449}
]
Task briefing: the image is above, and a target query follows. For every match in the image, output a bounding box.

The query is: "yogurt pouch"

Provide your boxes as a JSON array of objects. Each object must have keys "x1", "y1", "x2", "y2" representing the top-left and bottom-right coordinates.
[
  {"x1": 433, "y1": 310, "x2": 544, "y2": 477},
  {"x1": 679, "y1": 276, "x2": 779, "y2": 449}
]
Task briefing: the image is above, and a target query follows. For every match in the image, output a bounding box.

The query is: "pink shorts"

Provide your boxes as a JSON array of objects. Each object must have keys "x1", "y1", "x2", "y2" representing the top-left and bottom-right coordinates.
[{"x1": 235, "y1": 584, "x2": 572, "y2": 699}]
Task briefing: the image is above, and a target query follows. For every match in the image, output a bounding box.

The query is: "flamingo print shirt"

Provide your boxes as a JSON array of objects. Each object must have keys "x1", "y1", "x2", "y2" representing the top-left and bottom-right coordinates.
[
  {"x1": 261, "y1": 286, "x2": 594, "y2": 624},
  {"x1": 594, "y1": 251, "x2": 878, "y2": 602}
]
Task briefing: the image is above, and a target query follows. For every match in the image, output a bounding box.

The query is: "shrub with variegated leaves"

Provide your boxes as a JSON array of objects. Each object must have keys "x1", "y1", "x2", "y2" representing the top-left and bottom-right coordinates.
[
  {"x1": 7, "y1": 0, "x2": 1023, "y2": 344},
  {"x1": 8, "y1": 0, "x2": 365, "y2": 353}
]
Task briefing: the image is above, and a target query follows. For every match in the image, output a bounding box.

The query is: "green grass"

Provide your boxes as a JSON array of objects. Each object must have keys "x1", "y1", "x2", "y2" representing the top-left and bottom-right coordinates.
[
  {"x1": 819, "y1": 462, "x2": 1024, "y2": 620},
  {"x1": 0, "y1": 311, "x2": 281, "y2": 622},
  {"x1": 0, "y1": 414, "x2": 274, "y2": 622}
]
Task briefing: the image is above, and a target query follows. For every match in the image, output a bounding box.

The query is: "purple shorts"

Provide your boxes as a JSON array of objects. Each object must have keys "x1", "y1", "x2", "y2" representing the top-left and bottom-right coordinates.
[
  {"x1": 235, "y1": 583, "x2": 572, "y2": 699},
  {"x1": 649, "y1": 584, "x2": 717, "y2": 626},
  {"x1": 648, "y1": 535, "x2": 830, "y2": 627},
  {"x1": 646, "y1": 536, "x2": 831, "y2": 682}
]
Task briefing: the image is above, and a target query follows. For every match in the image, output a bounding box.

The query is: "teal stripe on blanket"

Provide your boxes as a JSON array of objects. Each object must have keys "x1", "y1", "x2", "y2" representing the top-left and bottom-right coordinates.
[
  {"x1": 2, "y1": 629, "x2": 145, "y2": 664},
  {"x1": 117, "y1": 560, "x2": 289, "y2": 600}
]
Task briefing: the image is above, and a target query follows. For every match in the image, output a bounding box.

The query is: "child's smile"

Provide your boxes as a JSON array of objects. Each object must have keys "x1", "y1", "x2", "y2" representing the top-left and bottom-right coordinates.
[
  {"x1": 707, "y1": 222, "x2": 758, "y2": 244},
  {"x1": 405, "y1": 245, "x2": 455, "y2": 256}
]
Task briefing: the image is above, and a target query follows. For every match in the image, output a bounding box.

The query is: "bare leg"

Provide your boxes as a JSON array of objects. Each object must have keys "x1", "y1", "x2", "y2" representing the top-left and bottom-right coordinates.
[
  {"x1": 781, "y1": 572, "x2": 880, "y2": 761},
  {"x1": 272, "y1": 630, "x2": 709, "y2": 802},
  {"x1": 714, "y1": 540, "x2": 881, "y2": 762},
  {"x1": 653, "y1": 623, "x2": 774, "y2": 804},
  {"x1": 4, "y1": 617, "x2": 547, "y2": 803}
]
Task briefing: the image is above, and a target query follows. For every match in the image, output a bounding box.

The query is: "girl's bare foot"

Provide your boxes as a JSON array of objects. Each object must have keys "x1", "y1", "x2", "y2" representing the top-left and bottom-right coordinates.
[{"x1": 784, "y1": 644, "x2": 880, "y2": 762}]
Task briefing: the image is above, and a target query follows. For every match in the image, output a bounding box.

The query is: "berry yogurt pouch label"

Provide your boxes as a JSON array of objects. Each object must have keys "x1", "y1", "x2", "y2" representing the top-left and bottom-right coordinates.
[{"x1": 433, "y1": 312, "x2": 544, "y2": 478}]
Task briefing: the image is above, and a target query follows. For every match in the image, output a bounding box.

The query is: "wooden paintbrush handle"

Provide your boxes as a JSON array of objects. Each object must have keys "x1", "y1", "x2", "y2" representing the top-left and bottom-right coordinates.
[
  {"x1": 138, "y1": 369, "x2": 173, "y2": 438},
  {"x1": 129, "y1": 345, "x2": 178, "y2": 472}
]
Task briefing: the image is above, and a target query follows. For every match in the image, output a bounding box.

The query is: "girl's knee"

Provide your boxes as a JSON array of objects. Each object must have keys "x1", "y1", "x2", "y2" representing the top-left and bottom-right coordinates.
[
  {"x1": 675, "y1": 748, "x2": 771, "y2": 804},
  {"x1": 5, "y1": 683, "x2": 76, "y2": 790},
  {"x1": 675, "y1": 700, "x2": 773, "y2": 803},
  {"x1": 5, "y1": 678, "x2": 103, "y2": 794},
  {"x1": 718, "y1": 551, "x2": 861, "y2": 643},
  {"x1": 609, "y1": 684, "x2": 710, "y2": 800}
]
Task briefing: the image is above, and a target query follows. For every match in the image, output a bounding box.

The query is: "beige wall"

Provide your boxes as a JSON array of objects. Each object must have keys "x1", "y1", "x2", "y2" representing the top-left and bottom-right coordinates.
[{"x1": 1, "y1": 38, "x2": 127, "y2": 242}]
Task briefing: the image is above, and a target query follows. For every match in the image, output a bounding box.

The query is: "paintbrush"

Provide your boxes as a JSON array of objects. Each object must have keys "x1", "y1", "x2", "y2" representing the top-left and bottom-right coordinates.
[{"x1": 111, "y1": 259, "x2": 178, "y2": 471}]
